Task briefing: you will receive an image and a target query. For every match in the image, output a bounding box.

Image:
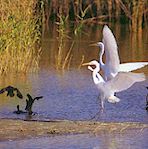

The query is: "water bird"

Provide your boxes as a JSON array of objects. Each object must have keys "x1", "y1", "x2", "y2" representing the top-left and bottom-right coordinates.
[
  {"x1": 0, "y1": 86, "x2": 23, "y2": 99},
  {"x1": 83, "y1": 60, "x2": 146, "y2": 110},
  {"x1": 25, "y1": 94, "x2": 43, "y2": 115},
  {"x1": 146, "y1": 87, "x2": 148, "y2": 111},
  {"x1": 91, "y1": 25, "x2": 148, "y2": 81},
  {"x1": 146, "y1": 98, "x2": 148, "y2": 111},
  {"x1": 13, "y1": 105, "x2": 27, "y2": 114}
]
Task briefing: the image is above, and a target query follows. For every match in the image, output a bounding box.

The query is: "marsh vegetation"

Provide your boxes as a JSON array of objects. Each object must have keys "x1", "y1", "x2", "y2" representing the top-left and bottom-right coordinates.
[
  {"x1": 42, "y1": 0, "x2": 147, "y2": 32},
  {"x1": 0, "y1": 1, "x2": 147, "y2": 147},
  {"x1": 0, "y1": 0, "x2": 41, "y2": 74},
  {"x1": 0, "y1": 0, "x2": 147, "y2": 73}
]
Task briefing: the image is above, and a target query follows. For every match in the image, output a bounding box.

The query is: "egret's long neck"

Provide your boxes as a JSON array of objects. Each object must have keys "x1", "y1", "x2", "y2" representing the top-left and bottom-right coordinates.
[
  {"x1": 99, "y1": 42, "x2": 105, "y2": 67},
  {"x1": 92, "y1": 64, "x2": 105, "y2": 84}
]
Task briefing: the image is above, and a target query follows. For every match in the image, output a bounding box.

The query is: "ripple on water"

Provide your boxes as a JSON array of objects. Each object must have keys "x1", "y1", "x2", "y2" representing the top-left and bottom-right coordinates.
[{"x1": 0, "y1": 130, "x2": 148, "y2": 149}]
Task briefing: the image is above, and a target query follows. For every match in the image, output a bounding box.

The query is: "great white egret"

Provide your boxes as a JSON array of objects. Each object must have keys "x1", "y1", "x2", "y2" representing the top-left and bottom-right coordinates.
[
  {"x1": 92, "y1": 25, "x2": 148, "y2": 81},
  {"x1": 83, "y1": 60, "x2": 146, "y2": 109}
]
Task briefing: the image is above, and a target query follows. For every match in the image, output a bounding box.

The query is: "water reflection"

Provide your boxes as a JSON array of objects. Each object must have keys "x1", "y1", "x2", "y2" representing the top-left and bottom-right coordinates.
[
  {"x1": 0, "y1": 130, "x2": 148, "y2": 149},
  {"x1": 41, "y1": 24, "x2": 148, "y2": 69}
]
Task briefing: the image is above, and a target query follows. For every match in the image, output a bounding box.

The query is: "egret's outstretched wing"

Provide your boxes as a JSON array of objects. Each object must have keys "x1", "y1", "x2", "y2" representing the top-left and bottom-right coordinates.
[
  {"x1": 119, "y1": 62, "x2": 148, "y2": 72},
  {"x1": 103, "y1": 25, "x2": 120, "y2": 73},
  {"x1": 107, "y1": 72, "x2": 145, "y2": 93}
]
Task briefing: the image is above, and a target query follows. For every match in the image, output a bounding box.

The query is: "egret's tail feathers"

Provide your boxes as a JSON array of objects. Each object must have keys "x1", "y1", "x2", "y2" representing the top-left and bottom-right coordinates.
[{"x1": 108, "y1": 96, "x2": 120, "y2": 103}]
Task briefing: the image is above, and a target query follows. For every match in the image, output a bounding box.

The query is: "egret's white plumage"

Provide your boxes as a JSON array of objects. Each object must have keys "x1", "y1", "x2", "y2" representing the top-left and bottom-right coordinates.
[
  {"x1": 96, "y1": 25, "x2": 148, "y2": 81},
  {"x1": 83, "y1": 60, "x2": 146, "y2": 109},
  {"x1": 119, "y1": 62, "x2": 148, "y2": 72}
]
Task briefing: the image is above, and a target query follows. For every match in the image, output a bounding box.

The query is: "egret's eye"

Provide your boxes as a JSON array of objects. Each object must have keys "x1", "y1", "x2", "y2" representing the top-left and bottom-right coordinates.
[{"x1": 90, "y1": 65, "x2": 96, "y2": 69}]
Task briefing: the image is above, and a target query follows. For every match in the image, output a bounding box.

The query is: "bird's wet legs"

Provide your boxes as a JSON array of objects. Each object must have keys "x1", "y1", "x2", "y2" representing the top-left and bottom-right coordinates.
[
  {"x1": 90, "y1": 97, "x2": 104, "y2": 120},
  {"x1": 146, "y1": 87, "x2": 148, "y2": 111},
  {"x1": 146, "y1": 94, "x2": 148, "y2": 111}
]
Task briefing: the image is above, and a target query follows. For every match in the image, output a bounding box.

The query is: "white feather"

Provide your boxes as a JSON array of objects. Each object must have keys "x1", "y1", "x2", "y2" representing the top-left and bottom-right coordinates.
[
  {"x1": 102, "y1": 25, "x2": 120, "y2": 76},
  {"x1": 107, "y1": 72, "x2": 146, "y2": 93},
  {"x1": 96, "y1": 25, "x2": 148, "y2": 81},
  {"x1": 85, "y1": 60, "x2": 146, "y2": 109},
  {"x1": 119, "y1": 62, "x2": 148, "y2": 72}
]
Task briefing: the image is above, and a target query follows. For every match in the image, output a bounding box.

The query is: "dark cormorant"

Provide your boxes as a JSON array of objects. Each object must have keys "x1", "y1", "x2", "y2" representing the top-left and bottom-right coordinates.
[{"x1": 0, "y1": 86, "x2": 23, "y2": 99}]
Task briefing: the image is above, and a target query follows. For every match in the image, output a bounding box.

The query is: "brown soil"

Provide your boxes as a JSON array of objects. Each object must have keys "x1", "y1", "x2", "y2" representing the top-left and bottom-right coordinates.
[{"x1": 0, "y1": 119, "x2": 148, "y2": 141}]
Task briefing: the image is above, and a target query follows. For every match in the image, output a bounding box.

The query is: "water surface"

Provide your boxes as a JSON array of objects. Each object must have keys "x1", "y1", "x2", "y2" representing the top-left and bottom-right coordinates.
[
  {"x1": 0, "y1": 131, "x2": 148, "y2": 149},
  {"x1": 0, "y1": 24, "x2": 147, "y2": 122}
]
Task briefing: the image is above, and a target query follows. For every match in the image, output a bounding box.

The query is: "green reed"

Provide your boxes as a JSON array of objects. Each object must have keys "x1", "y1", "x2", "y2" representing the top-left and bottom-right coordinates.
[
  {"x1": 54, "y1": 2, "x2": 91, "y2": 70},
  {"x1": 0, "y1": 0, "x2": 41, "y2": 75},
  {"x1": 74, "y1": 4, "x2": 91, "y2": 36},
  {"x1": 55, "y1": 10, "x2": 87, "y2": 70},
  {"x1": 55, "y1": 13, "x2": 73, "y2": 70}
]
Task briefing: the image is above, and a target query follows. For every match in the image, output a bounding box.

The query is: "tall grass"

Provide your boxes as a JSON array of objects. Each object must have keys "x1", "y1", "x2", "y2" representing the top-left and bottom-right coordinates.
[
  {"x1": 55, "y1": 5, "x2": 90, "y2": 70},
  {"x1": 0, "y1": 0, "x2": 41, "y2": 75},
  {"x1": 42, "y1": 0, "x2": 147, "y2": 32},
  {"x1": 55, "y1": 13, "x2": 73, "y2": 70}
]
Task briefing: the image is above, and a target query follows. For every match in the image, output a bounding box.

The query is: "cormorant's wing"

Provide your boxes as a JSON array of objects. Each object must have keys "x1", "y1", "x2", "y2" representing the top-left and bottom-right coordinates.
[
  {"x1": 0, "y1": 88, "x2": 6, "y2": 94},
  {"x1": 103, "y1": 25, "x2": 120, "y2": 74},
  {"x1": 0, "y1": 86, "x2": 13, "y2": 94},
  {"x1": 0, "y1": 86, "x2": 23, "y2": 98},
  {"x1": 34, "y1": 96, "x2": 43, "y2": 100},
  {"x1": 107, "y1": 72, "x2": 145, "y2": 93},
  {"x1": 15, "y1": 89, "x2": 23, "y2": 99},
  {"x1": 119, "y1": 62, "x2": 148, "y2": 72},
  {"x1": 3, "y1": 86, "x2": 14, "y2": 97}
]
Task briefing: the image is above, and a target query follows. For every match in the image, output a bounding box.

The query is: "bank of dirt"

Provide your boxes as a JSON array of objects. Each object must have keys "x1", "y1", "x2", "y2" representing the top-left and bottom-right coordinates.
[{"x1": 0, "y1": 119, "x2": 148, "y2": 141}]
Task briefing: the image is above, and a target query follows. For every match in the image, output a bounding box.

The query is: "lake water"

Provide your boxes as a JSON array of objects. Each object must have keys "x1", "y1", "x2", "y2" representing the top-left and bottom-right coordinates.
[
  {"x1": 0, "y1": 131, "x2": 148, "y2": 149},
  {"x1": 0, "y1": 24, "x2": 147, "y2": 122},
  {"x1": 0, "y1": 24, "x2": 148, "y2": 148}
]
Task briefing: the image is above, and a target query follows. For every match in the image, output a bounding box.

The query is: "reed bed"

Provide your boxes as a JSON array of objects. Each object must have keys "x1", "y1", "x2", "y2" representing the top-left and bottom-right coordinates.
[
  {"x1": 1, "y1": 1, "x2": 147, "y2": 73},
  {"x1": 55, "y1": 12, "x2": 87, "y2": 70},
  {"x1": 43, "y1": 0, "x2": 147, "y2": 32},
  {"x1": 0, "y1": 0, "x2": 41, "y2": 75},
  {"x1": 55, "y1": 14, "x2": 73, "y2": 70}
]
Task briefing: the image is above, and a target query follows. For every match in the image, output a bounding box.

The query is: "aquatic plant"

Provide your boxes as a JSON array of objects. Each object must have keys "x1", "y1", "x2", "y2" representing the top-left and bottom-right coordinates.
[
  {"x1": 74, "y1": 4, "x2": 91, "y2": 36},
  {"x1": 0, "y1": 0, "x2": 42, "y2": 74},
  {"x1": 42, "y1": 0, "x2": 147, "y2": 33},
  {"x1": 55, "y1": 12, "x2": 73, "y2": 70}
]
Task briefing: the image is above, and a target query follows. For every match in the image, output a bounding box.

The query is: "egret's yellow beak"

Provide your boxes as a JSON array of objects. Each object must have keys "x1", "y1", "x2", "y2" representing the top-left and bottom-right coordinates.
[
  {"x1": 82, "y1": 62, "x2": 90, "y2": 66},
  {"x1": 89, "y1": 43, "x2": 98, "y2": 47}
]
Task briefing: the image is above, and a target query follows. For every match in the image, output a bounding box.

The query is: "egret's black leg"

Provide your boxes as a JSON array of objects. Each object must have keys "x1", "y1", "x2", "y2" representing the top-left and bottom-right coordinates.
[
  {"x1": 146, "y1": 94, "x2": 148, "y2": 111},
  {"x1": 90, "y1": 95, "x2": 104, "y2": 120}
]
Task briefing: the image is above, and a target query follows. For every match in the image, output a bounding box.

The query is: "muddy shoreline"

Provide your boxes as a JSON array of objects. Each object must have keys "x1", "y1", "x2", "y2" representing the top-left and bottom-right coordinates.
[{"x1": 0, "y1": 118, "x2": 148, "y2": 141}]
